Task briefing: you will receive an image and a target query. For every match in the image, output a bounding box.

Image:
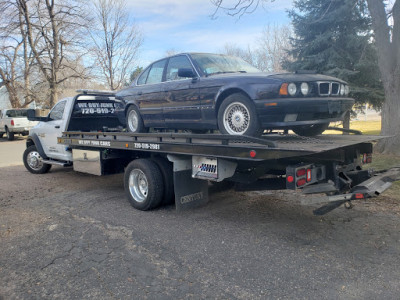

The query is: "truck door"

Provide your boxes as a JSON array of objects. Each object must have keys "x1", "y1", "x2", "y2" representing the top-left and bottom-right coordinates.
[{"x1": 36, "y1": 100, "x2": 70, "y2": 161}]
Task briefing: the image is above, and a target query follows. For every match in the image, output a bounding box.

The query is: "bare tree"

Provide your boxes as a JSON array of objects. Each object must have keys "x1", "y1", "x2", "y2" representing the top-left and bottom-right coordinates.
[
  {"x1": 18, "y1": 0, "x2": 90, "y2": 107},
  {"x1": 0, "y1": 0, "x2": 39, "y2": 108},
  {"x1": 90, "y1": 0, "x2": 143, "y2": 91},
  {"x1": 221, "y1": 24, "x2": 292, "y2": 72}
]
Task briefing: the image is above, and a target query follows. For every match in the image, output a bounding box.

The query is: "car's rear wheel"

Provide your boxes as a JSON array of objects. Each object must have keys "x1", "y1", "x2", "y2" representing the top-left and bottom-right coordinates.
[
  {"x1": 292, "y1": 123, "x2": 330, "y2": 136},
  {"x1": 218, "y1": 93, "x2": 261, "y2": 136},
  {"x1": 6, "y1": 128, "x2": 14, "y2": 141},
  {"x1": 126, "y1": 105, "x2": 147, "y2": 133}
]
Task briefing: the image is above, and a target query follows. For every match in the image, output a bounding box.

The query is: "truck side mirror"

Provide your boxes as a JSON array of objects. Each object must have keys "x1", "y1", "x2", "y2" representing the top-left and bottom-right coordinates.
[{"x1": 27, "y1": 109, "x2": 48, "y2": 122}]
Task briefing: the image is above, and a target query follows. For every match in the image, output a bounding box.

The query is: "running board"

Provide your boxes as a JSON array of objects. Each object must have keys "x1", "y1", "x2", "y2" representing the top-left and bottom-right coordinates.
[{"x1": 42, "y1": 159, "x2": 72, "y2": 167}]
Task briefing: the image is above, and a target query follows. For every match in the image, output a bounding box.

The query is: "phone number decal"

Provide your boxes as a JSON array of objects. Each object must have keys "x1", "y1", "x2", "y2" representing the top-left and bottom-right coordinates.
[
  {"x1": 77, "y1": 102, "x2": 116, "y2": 114},
  {"x1": 134, "y1": 143, "x2": 160, "y2": 150}
]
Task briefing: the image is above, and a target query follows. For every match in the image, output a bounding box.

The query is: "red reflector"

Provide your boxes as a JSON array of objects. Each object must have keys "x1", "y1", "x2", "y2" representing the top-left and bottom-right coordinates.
[
  {"x1": 287, "y1": 175, "x2": 294, "y2": 183},
  {"x1": 296, "y1": 168, "x2": 306, "y2": 177},
  {"x1": 249, "y1": 150, "x2": 256, "y2": 158},
  {"x1": 306, "y1": 169, "x2": 312, "y2": 182},
  {"x1": 11, "y1": 120, "x2": 14, "y2": 126},
  {"x1": 366, "y1": 157, "x2": 372, "y2": 163},
  {"x1": 355, "y1": 193, "x2": 364, "y2": 199},
  {"x1": 296, "y1": 178, "x2": 306, "y2": 187}
]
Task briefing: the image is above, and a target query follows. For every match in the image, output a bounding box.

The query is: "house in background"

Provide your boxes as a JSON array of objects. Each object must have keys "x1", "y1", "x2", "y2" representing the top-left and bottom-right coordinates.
[{"x1": 0, "y1": 83, "x2": 11, "y2": 110}]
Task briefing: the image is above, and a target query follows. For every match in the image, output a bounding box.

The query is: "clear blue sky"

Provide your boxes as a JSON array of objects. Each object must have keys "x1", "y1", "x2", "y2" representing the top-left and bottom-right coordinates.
[{"x1": 127, "y1": 0, "x2": 293, "y2": 68}]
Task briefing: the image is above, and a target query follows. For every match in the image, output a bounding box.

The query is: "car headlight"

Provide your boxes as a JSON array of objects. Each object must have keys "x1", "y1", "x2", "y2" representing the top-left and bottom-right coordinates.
[
  {"x1": 344, "y1": 85, "x2": 350, "y2": 95},
  {"x1": 340, "y1": 84, "x2": 345, "y2": 96},
  {"x1": 300, "y1": 82, "x2": 309, "y2": 95},
  {"x1": 288, "y1": 83, "x2": 297, "y2": 96}
]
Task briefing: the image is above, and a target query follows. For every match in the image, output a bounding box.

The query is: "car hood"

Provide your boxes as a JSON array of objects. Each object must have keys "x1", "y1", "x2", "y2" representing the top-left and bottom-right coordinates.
[{"x1": 207, "y1": 72, "x2": 347, "y2": 83}]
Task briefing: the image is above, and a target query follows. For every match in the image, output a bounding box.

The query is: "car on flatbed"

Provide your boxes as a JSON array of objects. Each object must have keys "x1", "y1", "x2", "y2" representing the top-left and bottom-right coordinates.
[
  {"x1": 116, "y1": 53, "x2": 354, "y2": 136},
  {"x1": 22, "y1": 90, "x2": 399, "y2": 215}
]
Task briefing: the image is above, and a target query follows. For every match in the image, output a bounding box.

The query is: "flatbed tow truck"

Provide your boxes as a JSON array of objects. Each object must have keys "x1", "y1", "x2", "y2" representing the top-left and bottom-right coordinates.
[{"x1": 24, "y1": 91, "x2": 400, "y2": 215}]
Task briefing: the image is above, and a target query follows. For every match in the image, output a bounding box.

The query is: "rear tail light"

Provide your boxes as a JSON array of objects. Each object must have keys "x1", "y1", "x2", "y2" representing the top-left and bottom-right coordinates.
[
  {"x1": 11, "y1": 120, "x2": 14, "y2": 126},
  {"x1": 286, "y1": 163, "x2": 326, "y2": 190},
  {"x1": 362, "y1": 153, "x2": 372, "y2": 164}
]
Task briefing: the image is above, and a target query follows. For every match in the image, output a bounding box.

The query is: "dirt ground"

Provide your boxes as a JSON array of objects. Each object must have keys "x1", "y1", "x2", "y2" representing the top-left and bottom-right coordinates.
[{"x1": 1, "y1": 156, "x2": 400, "y2": 299}]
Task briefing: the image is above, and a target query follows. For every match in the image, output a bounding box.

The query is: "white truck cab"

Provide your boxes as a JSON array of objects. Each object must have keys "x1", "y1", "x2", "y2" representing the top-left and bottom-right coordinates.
[{"x1": 24, "y1": 91, "x2": 124, "y2": 173}]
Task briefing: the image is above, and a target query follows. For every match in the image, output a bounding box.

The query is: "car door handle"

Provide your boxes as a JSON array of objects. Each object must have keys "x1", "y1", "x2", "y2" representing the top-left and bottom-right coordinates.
[{"x1": 55, "y1": 125, "x2": 60, "y2": 129}]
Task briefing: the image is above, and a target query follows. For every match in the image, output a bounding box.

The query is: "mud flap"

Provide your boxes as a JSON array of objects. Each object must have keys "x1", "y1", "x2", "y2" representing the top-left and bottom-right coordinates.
[{"x1": 168, "y1": 155, "x2": 209, "y2": 211}]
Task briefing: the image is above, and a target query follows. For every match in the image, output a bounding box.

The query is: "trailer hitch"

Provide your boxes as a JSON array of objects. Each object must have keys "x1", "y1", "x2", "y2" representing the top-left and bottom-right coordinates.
[{"x1": 305, "y1": 166, "x2": 400, "y2": 215}]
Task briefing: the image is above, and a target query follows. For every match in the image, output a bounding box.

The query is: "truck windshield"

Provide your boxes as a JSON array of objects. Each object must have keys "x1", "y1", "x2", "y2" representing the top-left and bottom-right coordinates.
[{"x1": 190, "y1": 53, "x2": 261, "y2": 76}]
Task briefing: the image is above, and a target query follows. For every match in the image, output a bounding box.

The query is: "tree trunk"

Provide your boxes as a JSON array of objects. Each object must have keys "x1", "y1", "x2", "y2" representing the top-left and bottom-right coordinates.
[
  {"x1": 375, "y1": 73, "x2": 400, "y2": 154},
  {"x1": 342, "y1": 110, "x2": 350, "y2": 135}
]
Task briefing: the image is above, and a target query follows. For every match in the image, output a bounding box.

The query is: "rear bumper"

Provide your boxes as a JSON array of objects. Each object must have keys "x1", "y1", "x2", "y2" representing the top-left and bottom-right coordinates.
[{"x1": 254, "y1": 97, "x2": 354, "y2": 128}]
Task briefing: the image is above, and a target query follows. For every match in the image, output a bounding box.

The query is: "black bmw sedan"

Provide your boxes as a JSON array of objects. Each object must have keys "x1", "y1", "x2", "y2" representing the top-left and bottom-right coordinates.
[{"x1": 116, "y1": 53, "x2": 354, "y2": 136}]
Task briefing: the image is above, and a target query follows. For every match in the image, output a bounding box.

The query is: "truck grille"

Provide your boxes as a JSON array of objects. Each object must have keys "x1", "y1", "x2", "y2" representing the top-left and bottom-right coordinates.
[{"x1": 318, "y1": 82, "x2": 341, "y2": 96}]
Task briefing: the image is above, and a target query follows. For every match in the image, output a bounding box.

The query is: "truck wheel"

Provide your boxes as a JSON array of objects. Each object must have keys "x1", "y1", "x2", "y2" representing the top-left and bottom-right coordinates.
[
  {"x1": 292, "y1": 123, "x2": 329, "y2": 137},
  {"x1": 124, "y1": 159, "x2": 164, "y2": 210},
  {"x1": 23, "y1": 145, "x2": 52, "y2": 174},
  {"x1": 6, "y1": 128, "x2": 14, "y2": 141},
  {"x1": 218, "y1": 93, "x2": 261, "y2": 136},
  {"x1": 0, "y1": 133, "x2": 3, "y2": 138},
  {"x1": 152, "y1": 157, "x2": 175, "y2": 205},
  {"x1": 126, "y1": 105, "x2": 147, "y2": 133}
]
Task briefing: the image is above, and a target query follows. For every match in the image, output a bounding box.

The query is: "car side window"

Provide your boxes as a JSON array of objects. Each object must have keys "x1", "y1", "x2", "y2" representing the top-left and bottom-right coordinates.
[
  {"x1": 166, "y1": 56, "x2": 194, "y2": 81},
  {"x1": 137, "y1": 67, "x2": 150, "y2": 85},
  {"x1": 146, "y1": 59, "x2": 167, "y2": 84},
  {"x1": 6, "y1": 110, "x2": 14, "y2": 117},
  {"x1": 49, "y1": 101, "x2": 66, "y2": 121}
]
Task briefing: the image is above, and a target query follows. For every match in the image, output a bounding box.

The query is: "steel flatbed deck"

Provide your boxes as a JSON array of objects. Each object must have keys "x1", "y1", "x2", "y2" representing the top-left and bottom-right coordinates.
[{"x1": 59, "y1": 131, "x2": 381, "y2": 161}]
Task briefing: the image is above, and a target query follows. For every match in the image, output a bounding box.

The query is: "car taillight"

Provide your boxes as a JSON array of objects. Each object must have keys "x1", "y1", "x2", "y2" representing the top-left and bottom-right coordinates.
[{"x1": 11, "y1": 120, "x2": 14, "y2": 126}]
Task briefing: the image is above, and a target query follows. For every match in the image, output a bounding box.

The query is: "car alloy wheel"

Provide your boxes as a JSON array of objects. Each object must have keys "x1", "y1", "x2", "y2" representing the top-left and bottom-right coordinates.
[
  {"x1": 127, "y1": 109, "x2": 139, "y2": 132},
  {"x1": 223, "y1": 101, "x2": 251, "y2": 135}
]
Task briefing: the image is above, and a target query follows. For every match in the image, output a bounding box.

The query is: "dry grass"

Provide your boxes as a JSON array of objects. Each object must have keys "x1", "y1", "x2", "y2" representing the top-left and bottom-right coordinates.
[{"x1": 325, "y1": 120, "x2": 381, "y2": 135}]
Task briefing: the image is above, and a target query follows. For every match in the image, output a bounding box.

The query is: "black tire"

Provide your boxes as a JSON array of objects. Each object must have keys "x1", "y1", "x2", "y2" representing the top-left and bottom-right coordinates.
[
  {"x1": 126, "y1": 105, "x2": 147, "y2": 133},
  {"x1": 218, "y1": 93, "x2": 261, "y2": 136},
  {"x1": 152, "y1": 157, "x2": 175, "y2": 205},
  {"x1": 124, "y1": 159, "x2": 164, "y2": 210},
  {"x1": 0, "y1": 132, "x2": 3, "y2": 138},
  {"x1": 6, "y1": 128, "x2": 14, "y2": 141},
  {"x1": 292, "y1": 123, "x2": 329, "y2": 137},
  {"x1": 23, "y1": 145, "x2": 52, "y2": 174}
]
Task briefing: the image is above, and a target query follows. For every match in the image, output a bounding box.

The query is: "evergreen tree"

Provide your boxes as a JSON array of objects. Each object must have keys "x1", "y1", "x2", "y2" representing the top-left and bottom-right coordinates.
[{"x1": 284, "y1": 0, "x2": 384, "y2": 110}]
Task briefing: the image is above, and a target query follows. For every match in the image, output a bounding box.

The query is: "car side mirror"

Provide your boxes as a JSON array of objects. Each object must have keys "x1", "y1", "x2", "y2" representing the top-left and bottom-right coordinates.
[
  {"x1": 178, "y1": 68, "x2": 196, "y2": 78},
  {"x1": 27, "y1": 109, "x2": 49, "y2": 122}
]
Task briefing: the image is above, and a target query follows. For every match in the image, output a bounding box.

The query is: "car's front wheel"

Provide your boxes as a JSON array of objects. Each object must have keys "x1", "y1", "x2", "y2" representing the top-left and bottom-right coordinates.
[
  {"x1": 292, "y1": 123, "x2": 329, "y2": 136},
  {"x1": 218, "y1": 93, "x2": 261, "y2": 136},
  {"x1": 126, "y1": 105, "x2": 147, "y2": 133}
]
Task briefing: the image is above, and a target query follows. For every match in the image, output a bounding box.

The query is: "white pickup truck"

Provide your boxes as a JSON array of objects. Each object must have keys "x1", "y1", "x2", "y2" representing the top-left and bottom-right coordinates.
[{"x1": 0, "y1": 108, "x2": 38, "y2": 140}]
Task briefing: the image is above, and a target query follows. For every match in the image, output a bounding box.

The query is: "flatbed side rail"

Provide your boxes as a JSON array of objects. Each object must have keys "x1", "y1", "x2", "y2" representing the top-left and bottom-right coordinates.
[{"x1": 62, "y1": 132, "x2": 278, "y2": 148}]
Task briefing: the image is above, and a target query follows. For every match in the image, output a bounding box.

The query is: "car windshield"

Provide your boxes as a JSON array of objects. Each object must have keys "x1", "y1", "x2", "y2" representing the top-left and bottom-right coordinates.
[{"x1": 191, "y1": 53, "x2": 261, "y2": 76}]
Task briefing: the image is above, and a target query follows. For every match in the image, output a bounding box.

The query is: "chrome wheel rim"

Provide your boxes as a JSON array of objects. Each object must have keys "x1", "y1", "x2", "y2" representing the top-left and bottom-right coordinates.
[
  {"x1": 129, "y1": 169, "x2": 148, "y2": 203},
  {"x1": 128, "y1": 109, "x2": 139, "y2": 132},
  {"x1": 27, "y1": 151, "x2": 44, "y2": 171},
  {"x1": 223, "y1": 102, "x2": 250, "y2": 135}
]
